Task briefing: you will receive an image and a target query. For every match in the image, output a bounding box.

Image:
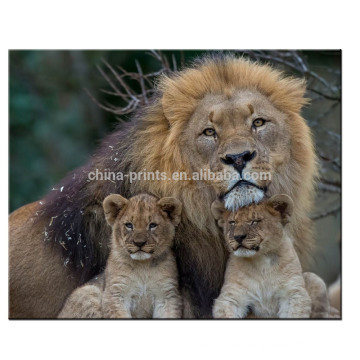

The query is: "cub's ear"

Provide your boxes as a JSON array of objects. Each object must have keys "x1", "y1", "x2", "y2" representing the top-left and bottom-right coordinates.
[
  {"x1": 266, "y1": 194, "x2": 294, "y2": 225},
  {"x1": 157, "y1": 197, "x2": 182, "y2": 226},
  {"x1": 211, "y1": 200, "x2": 226, "y2": 228},
  {"x1": 103, "y1": 194, "x2": 129, "y2": 226}
]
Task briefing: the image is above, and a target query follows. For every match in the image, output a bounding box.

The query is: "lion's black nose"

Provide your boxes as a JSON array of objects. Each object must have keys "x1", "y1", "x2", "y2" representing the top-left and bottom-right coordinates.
[
  {"x1": 234, "y1": 234, "x2": 247, "y2": 244},
  {"x1": 222, "y1": 151, "x2": 256, "y2": 171},
  {"x1": 134, "y1": 240, "x2": 146, "y2": 248}
]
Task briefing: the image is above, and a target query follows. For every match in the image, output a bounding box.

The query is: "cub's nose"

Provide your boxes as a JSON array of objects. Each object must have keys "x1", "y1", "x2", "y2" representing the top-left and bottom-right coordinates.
[
  {"x1": 234, "y1": 234, "x2": 247, "y2": 244},
  {"x1": 133, "y1": 240, "x2": 146, "y2": 248},
  {"x1": 222, "y1": 151, "x2": 256, "y2": 171}
]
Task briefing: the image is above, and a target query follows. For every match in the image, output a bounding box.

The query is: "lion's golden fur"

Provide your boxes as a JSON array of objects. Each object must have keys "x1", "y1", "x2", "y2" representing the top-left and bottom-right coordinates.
[
  {"x1": 129, "y1": 56, "x2": 317, "y2": 263},
  {"x1": 9, "y1": 55, "x2": 318, "y2": 318}
]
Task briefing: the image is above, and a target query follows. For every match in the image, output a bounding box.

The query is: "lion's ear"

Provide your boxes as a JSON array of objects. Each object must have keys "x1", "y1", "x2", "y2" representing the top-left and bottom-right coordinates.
[
  {"x1": 158, "y1": 197, "x2": 182, "y2": 226},
  {"x1": 266, "y1": 194, "x2": 293, "y2": 225},
  {"x1": 103, "y1": 194, "x2": 129, "y2": 226},
  {"x1": 211, "y1": 200, "x2": 226, "y2": 228}
]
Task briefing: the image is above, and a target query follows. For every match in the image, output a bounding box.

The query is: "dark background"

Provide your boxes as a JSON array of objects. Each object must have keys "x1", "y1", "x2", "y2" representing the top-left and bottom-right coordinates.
[{"x1": 9, "y1": 50, "x2": 341, "y2": 284}]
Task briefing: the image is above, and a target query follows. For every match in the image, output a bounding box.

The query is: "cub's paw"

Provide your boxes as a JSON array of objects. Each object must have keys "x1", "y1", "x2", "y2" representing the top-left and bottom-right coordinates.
[{"x1": 213, "y1": 300, "x2": 244, "y2": 319}]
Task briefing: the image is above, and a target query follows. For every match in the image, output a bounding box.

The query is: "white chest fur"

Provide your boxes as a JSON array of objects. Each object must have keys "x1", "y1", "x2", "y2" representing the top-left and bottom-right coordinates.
[{"x1": 121, "y1": 270, "x2": 158, "y2": 318}]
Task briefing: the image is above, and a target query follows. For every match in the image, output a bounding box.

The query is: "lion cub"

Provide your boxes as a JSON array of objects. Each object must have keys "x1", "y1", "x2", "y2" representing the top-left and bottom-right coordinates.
[
  {"x1": 58, "y1": 193, "x2": 183, "y2": 319},
  {"x1": 211, "y1": 194, "x2": 312, "y2": 319}
]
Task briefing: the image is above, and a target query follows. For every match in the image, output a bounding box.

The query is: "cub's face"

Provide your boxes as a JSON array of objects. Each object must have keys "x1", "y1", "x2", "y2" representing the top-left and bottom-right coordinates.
[
  {"x1": 211, "y1": 194, "x2": 293, "y2": 257},
  {"x1": 103, "y1": 194, "x2": 182, "y2": 261}
]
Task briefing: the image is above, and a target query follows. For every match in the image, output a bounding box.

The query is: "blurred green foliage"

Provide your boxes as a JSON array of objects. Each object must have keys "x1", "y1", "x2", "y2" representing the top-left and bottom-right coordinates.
[{"x1": 9, "y1": 50, "x2": 208, "y2": 211}]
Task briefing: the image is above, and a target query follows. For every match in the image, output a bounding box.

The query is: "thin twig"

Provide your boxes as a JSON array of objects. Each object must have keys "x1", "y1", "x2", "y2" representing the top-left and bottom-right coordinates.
[
  {"x1": 311, "y1": 206, "x2": 341, "y2": 220},
  {"x1": 318, "y1": 183, "x2": 341, "y2": 193},
  {"x1": 318, "y1": 152, "x2": 341, "y2": 170},
  {"x1": 310, "y1": 88, "x2": 340, "y2": 101},
  {"x1": 135, "y1": 59, "x2": 148, "y2": 105}
]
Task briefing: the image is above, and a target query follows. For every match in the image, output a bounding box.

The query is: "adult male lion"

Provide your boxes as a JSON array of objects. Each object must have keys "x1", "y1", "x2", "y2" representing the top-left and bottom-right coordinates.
[{"x1": 9, "y1": 55, "x2": 317, "y2": 318}]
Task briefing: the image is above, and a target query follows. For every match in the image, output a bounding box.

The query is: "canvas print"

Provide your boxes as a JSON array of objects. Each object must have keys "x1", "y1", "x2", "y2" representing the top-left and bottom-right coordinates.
[{"x1": 9, "y1": 50, "x2": 341, "y2": 319}]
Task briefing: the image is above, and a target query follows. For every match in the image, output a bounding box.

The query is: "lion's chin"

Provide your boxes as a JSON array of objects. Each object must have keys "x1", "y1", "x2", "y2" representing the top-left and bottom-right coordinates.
[
  {"x1": 130, "y1": 252, "x2": 152, "y2": 261},
  {"x1": 224, "y1": 184, "x2": 264, "y2": 211}
]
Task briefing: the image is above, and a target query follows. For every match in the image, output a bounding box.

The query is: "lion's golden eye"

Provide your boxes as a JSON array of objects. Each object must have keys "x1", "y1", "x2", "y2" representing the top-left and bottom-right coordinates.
[
  {"x1": 203, "y1": 128, "x2": 216, "y2": 137},
  {"x1": 252, "y1": 118, "x2": 266, "y2": 128},
  {"x1": 125, "y1": 222, "x2": 133, "y2": 230}
]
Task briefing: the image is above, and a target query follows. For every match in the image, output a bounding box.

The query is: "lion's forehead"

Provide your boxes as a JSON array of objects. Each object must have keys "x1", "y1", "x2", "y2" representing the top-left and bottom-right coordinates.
[{"x1": 197, "y1": 90, "x2": 285, "y2": 123}]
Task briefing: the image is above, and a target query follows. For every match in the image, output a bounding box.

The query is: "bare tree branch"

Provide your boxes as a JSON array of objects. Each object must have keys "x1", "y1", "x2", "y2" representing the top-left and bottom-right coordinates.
[
  {"x1": 318, "y1": 152, "x2": 341, "y2": 170},
  {"x1": 135, "y1": 60, "x2": 148, "y2": 105},
  {"x1": 239, "y1": 50, "x2": 341, "y2": 101},
  {"x1": 318, "y1": 183, "x2": 341, "y2": 194},
  {"x1": 311, "y1": 206, "x2": 341, "y2": 220},
  {"x1": 86, "y1": 51, "x2": 177, "y2": 117}
]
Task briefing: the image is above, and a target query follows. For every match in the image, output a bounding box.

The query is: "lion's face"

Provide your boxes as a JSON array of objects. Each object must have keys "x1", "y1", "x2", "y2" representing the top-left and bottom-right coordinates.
[
  {"x1": 182, "y1": 90, "x2": 291, "y2": 210},
  {"x1": 103, "y1": 194, "x2": 182, "y2": 261},
  {"x1": 211, "y1": 194, "x2": 293, "y2": 257}
]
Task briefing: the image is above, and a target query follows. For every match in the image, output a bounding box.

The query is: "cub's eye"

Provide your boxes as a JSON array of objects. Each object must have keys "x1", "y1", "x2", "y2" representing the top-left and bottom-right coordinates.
[
  {"x1": 125, "y1": 223, "x2": 133, "y2": 230},
  {"x1": 203, "y1": 128, "x2": 216, "y2": 137},
  {"x1": 149, "y1": 223, "x2": 158, "y2": 230},
  {"x1": 251, "y1": 220, "x2": 260, "y2": 225},
  {"x1": 252, "y1": 118, "x2": 266, "y2": 128},
  {"x1": 229, "y1": 220, "x2": 235, "y2": 225}
]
